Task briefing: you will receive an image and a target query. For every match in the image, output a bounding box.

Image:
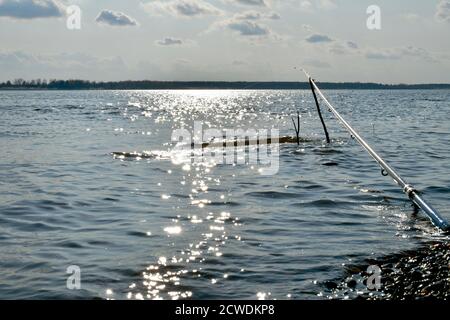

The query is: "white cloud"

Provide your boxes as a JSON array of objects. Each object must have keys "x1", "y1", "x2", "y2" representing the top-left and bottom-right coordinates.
[
  {"x1": 328, "y1": 41, "x2": 359, "y2": 55},
  {"x1": 305, "y1": 33, "x2": 359, "y2": 56},
  {"x1": 229, "y1": 0, "x2": 267, "y2": 6},
  {"x1": 156, "y1": 37, "x2": 184, "y2": 46},
  {"x1": 316, "y1": 0, "x2": 336, "y2": 10},
  {"x1": 142, "y1": 0, "x2": 223, "y2": 18},
  {"x1": 0, "y1": 0, "x2": 64, "y2": 19},
  {"x1": 365, "y1": 46, "x2": 437, "y2": 62},
  {"x1": 267, "y1": 12, "x2": 280, "y2": 19},
  {"x1": 96, "y1": 10, "x2": 138, "y2": 26},
  {"x1": 365, "y1": 50, "x2": 401, "y2": 60},
  {"x1": 400, "y1": 46, "x2": 438, "y2": 63},
  {"x1": 436, "y1": 0, "x2": 450, "y2": 22},
  {"x1": 304, "y1": 32, "x2": 358, "y2": 55},
  {"x1": 227, "y1": 19, "x2": 270, "y2": 36},
  {"x1": 234, "y1": 10, "x2": 280, "y2": 20},
  {"x1": 305, "y1": 33, "x2": 333, "y2": 43},
  {"x1": 302, "y1": 23, "x2": 313, "y2": 31},
  {"x1": 300, "y1": 1, "x2": 313, "y2": 11},
  {"x1": 157, "y1": 37, "x2": 183, "y2": 46},
  {"x1": 209, "y1": 8, "x2": 281, "y2": 39},
  {"x1": 292, "y1": 0, "x2": 336, "y2": 12},
  {"x1": 347, "y1": 41, "x2": 358, "y2": 49},
  {"x1": 306, "y1": 31, "x2": 438, "y2": 64}
]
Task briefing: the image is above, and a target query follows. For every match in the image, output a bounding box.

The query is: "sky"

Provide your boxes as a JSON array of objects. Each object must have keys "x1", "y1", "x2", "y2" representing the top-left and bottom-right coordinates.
[{"x1": 0, "y1": 0, "x2": 449, "y2": 83}]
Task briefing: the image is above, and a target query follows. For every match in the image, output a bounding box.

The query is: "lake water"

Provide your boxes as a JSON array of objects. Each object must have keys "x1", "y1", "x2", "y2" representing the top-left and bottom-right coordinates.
[{"x1": 0, "y1": 89, "x2": 449, "y2": 299}]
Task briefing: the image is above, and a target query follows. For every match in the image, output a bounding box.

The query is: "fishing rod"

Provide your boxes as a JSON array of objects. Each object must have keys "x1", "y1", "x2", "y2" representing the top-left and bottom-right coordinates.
[{"x1": 302, "y1": 69, "x2": 450, "y2": 232}]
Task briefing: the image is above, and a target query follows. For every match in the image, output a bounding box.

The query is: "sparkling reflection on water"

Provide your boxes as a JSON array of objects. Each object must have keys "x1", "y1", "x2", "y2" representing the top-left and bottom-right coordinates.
[{"x1": 0, "y1": 89, "x2": 449, "y2": 299}]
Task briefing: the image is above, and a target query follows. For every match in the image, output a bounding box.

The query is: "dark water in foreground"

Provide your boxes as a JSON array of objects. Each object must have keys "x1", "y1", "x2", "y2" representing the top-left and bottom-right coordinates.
[{"x1": 0, "y1": 89, "x2": 449, "y2": 300}]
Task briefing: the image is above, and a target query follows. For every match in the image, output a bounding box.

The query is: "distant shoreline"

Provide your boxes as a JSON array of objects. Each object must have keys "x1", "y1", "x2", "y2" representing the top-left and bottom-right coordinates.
[{"x1": 1, "y1": 80, "x2": 450, "y2": 90}]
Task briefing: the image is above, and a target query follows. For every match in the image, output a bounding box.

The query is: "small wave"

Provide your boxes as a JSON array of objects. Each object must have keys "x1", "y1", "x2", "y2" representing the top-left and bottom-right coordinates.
[
  {"x1": 324, "y1": 241, "x2": 450, "y2": 300},
  {"x1": 126, "y1": 231, "x2": 151, "y2": 238},
  {"x1": 245, "y1": 191, "x2": 301, "y2": 199}
]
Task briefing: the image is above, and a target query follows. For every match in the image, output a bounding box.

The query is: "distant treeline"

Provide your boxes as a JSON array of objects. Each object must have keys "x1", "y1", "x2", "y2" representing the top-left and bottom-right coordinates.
[{"x1": 1, "y1": 79, "x2": 450, "y2": 90}]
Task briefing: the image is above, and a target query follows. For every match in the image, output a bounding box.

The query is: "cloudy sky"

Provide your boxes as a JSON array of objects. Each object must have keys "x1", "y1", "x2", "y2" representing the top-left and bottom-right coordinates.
[{"x1": 0, "y1": 0, "x2": 449, "y2": 83}]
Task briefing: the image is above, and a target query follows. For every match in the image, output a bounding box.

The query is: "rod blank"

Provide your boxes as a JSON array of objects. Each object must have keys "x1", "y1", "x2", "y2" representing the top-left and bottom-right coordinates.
[{"x1": 304, "y1": 71, "x2": 449, "y2": 231}]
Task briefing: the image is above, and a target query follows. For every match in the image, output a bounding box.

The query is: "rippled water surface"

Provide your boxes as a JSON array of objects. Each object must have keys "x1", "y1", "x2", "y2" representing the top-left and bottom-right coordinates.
[{"x1": 1, "y1": 89, "x2": 449, "y2": 299}]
